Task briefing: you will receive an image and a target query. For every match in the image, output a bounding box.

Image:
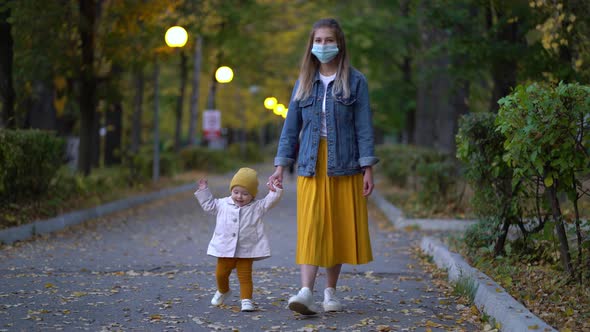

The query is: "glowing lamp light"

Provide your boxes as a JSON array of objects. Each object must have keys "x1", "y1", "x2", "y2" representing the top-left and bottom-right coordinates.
[
  {"x1": 215, "y1": 66, "x2": 234, "y2": 83},
  {"x1": 274, "y1": 103, "x2": 285, "y2": 116},
  {"x1": 165, "y1": 26, "x2": 188, "y2": 48},
  {"x1": 264, "y1": 97, "x2": 278, "y2": 110}
]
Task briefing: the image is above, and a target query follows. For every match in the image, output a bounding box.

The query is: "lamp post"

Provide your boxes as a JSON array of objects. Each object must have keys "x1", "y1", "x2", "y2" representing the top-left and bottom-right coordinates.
[
  {"x1": 153, "y1": 26, "x2": 188, "y2": 182},
  {"x1": 204, "y1": 66, "x2": 233, "y2": 149}
]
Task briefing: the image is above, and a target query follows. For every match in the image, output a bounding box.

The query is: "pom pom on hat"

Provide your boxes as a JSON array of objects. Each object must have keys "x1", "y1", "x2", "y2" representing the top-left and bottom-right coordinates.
[{"x1": 229, "y1": 167, "x2": 259, "y2": 197}]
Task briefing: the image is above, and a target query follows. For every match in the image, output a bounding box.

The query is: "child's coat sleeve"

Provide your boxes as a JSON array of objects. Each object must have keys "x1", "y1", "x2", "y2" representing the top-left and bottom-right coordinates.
[
  {"x1": 194, "y1": 188, "x2": 219, "y2": 215},
  {"x1": 255, "y1": 187, "x2": 283, "y2": 215}
]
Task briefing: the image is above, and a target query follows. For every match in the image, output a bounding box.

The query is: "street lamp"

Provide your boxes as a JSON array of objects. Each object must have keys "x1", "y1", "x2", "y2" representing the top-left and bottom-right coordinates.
[
  {"x1": 153, "y1": 26, "x2": 188, "y2": 182},
  {"x1": 165, "y1": 26, "x2": 188, "y2": 47},
  {"x1": 264, "y1": 97, "x2": 278, "y2": 110},
  {"x1": 204, "y1": 66, "x2": 233, "y2": 150},
  {"x1": 215, "y1": 66, "x2": 234, "y2": 83},
  {"x1": 273, "y1": 103, "x2": 285, "y2": 116}
]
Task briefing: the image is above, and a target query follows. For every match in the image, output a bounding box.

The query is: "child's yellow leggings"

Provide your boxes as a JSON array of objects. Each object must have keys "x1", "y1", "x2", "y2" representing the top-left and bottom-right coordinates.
[{"x1": 216, "y1": 257, "x2": 254, "y2": 299}]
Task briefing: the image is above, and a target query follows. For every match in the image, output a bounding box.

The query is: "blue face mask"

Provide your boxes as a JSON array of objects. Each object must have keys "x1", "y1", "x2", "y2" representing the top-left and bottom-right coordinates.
[{"x1": 311, "y1": 44, "x2": 339, "y2": 63}]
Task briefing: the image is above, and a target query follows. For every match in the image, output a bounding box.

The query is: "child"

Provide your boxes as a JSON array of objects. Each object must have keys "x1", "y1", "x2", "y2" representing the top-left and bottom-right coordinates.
[{"x1": 194, "y1": 167, "x2": 283, "y2": 312}]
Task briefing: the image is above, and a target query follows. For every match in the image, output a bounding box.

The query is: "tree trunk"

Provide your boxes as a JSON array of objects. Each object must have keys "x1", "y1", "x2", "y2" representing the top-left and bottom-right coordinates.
[
  {"x1": 486, "y1": 6, "x2": 519, "y2": 112},
  {"x1": 414, "y1": 16, "x2": 436, "y2": 147},
  {"x1": 0, "y1": 4, "x2": 15, "y2": 129},
  {"x1": 174, "y1": 50, "x2": 188, "y2": 151},
  {"x1": 153, "y1": 59, "x2": 160, "y2": 182},
  {"x1": 188, "y1": 35, "x2": 202, "y2": 146},
  {"x1": 494, "y1": 216, "x2": 512, "y2": 256},
  {"x1": 78, "y1": 0, "x2": 98, "y2": 175},
  {"x1": 105, "y1": 102, "x2": 122, "y2": 165},
  {"x1": 547, "y1": 184, "x2": 574, "y2": 276},
  {"x1": 415, "y1": 1, "x2": 453, "y2": 149},
  {"x1": 25, "y1": 81, "x2": 56, "y2": 130},
  {"x1": 401, "y1": 56, "x2": 415, "y2": 144},
  {"x1": 415, "y1": 31, "x2": 452, "y2": 149},
  {"x1": 206, "y1": 73, "x2": 218, "y2": 110},
  {"x1": 400, "y1": 0, "x2": 415, "y2": 144},
  {"x1": 131, "y1": 68, "x2": 144, "y2": 153}
]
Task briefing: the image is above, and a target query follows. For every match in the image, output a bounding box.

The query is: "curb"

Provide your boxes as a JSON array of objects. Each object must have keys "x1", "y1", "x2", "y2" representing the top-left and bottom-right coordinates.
[
  {"x1": 421, "y1": 237, "x2": 556, "y2": 332},
  {"x1": 370, "y1": 189, "x2": 477, "y2": 231},
  {"x1": 370, "y1": 189, "x2": 557, "y2": 332},
  {"x1": 0, "y1": 183, "x2": 195, "y2": 245}
]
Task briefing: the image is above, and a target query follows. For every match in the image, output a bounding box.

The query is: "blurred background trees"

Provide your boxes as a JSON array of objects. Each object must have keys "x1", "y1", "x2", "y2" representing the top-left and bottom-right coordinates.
[{"x1": 2, "y1": 0, "x2": 588, "y2": 176}]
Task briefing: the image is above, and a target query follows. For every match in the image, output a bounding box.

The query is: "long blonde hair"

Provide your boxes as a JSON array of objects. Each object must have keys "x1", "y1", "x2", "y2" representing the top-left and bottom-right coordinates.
[{"x1": 293, "y1": 18, "x2": 351, "y2": 101}]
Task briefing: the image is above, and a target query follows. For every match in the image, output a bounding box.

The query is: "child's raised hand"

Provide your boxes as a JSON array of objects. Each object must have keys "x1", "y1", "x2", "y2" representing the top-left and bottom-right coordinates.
[{"x1": 197, "y1": 178, "x2": 208, "y2": 190}]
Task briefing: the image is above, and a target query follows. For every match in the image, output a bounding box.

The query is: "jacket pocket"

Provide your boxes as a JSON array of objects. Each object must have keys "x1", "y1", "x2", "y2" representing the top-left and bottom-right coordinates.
[
  {"x1": 298, "y1": 96, "x2": 314, "y2": 108},
  {"x1": 299, "y1": 96, "x2": 315, "y2": 123},
  {"x1": 334, "y1": 94, "x2": 356, "y2": 106}
]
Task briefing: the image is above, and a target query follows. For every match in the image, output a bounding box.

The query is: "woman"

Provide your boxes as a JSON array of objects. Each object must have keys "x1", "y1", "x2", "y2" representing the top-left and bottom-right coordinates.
[{"x1": 267, "y1": 18, "x2": 379, "y2": 315}]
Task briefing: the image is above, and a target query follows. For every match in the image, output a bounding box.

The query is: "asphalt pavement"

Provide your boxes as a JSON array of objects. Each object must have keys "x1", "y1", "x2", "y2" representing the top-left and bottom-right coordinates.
[{"x1": 0, "y1": 169, "x2": 484, "y2": 331}]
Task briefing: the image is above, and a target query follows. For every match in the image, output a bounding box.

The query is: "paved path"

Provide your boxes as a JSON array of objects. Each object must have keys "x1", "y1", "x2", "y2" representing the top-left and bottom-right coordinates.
[{"x1": 0, "y1": 170, "x2": 481, "y2": 331}]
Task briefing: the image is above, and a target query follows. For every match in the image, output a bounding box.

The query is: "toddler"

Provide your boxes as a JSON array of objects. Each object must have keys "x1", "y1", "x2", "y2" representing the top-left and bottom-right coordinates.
[{"x1": 194, "y1": 167, "x2": 283, "y2": 312}]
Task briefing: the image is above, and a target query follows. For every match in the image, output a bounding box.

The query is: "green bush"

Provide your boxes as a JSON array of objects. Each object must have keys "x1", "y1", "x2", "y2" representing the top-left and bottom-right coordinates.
[
  {"x1": 456, "y1": 112, "x2": 522, "y2": 254},
  {"x1": 179, "y1": 146, "x2": 236, "y2": 173},
  {"x1": 226, "y1": 142, "x2": 265, "y2": 163},
  {"x1": 416, "y1": 158, "x2": 456, "y2": 207},
  {"x1": 377, "y1": 143, "x2": 457, "y2": 206},
  {"x1": 0, "y1": 129, "x2": 65, "y2": 203},
  {"x1": 122, "y1": 146, "x2": 181, "y2": 182},
  {"x1": 376, "y1": 144, "x2": 419, "y2": 187}
]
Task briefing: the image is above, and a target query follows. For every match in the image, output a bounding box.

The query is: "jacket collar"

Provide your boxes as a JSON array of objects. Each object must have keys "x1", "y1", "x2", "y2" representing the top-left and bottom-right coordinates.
[{"x1": 225, "y1": 196, "x2": 255, "y2": 207}]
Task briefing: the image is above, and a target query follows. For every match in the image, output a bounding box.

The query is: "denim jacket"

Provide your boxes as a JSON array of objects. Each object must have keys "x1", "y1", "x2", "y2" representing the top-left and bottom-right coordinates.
[{"x1": 274, "y1": 67, "x2": 379, "y2": 176}]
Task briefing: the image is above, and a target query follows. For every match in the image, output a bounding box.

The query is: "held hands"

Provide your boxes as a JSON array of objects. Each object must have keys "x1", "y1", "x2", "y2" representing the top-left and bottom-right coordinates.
[
  {"x1": 197, "y1": 178, "x2": 208, "y2": 190},
  {"x1": 267, "y1": 166, "x2": 284, "y2": 191}
]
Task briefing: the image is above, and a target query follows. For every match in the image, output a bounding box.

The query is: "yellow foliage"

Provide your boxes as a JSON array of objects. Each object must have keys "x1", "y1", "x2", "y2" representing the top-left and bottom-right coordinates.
[
  {"x1": 53, "y1": 76, "x2": 66, "y2": 90},
  {"x1": 54, "y1": 96, "x2": 66, "y2": 116}
]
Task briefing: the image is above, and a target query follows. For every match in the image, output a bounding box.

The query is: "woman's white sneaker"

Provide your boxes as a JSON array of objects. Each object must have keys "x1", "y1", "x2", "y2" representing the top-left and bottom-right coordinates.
[
  {"x1": 323, "y1": 287, "x2": 342, "y2": 312},
  {"x1": 287, "y1": 287, "x2": 317, "y2": 315},
  {"x1": 211, "y1": 290, "x2": 231, "y2": 306}
]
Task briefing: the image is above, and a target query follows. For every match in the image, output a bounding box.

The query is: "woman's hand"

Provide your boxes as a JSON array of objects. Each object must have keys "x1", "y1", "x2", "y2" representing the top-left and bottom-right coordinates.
[
  {"x1": 362, "y1": 166, "x2": 374, "y2": 196},
  {"x1": 267, "y1": 166, "x2": 284, "y2": 191}
]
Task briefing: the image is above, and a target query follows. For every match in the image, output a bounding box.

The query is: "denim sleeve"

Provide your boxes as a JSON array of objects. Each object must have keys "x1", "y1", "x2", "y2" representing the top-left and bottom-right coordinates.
[
  {"x1": 354, "y1": 74, "x2": 379, "y2": 167},
  {"x1": 274, "y1": 81, "x2": 302, "y2": 167}
]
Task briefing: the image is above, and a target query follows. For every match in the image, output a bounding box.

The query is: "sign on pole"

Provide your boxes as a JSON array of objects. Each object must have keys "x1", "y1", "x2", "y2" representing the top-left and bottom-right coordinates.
[{"x1": 202, "y1": 109, "x2": 221, "y2": 140}]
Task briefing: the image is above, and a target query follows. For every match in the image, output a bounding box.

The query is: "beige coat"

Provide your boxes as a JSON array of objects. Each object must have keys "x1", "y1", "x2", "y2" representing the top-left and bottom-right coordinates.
[{"x1": 194, "y1": 187, "x2": 283, "y2": 259}]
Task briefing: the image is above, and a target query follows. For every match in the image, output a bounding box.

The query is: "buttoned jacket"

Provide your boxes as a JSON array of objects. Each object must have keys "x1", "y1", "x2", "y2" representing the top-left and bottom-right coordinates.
[
  {"x1": 275, "y1": 67, "x2": 379, "y2": 176},
  {"x1": 195, "y1": 187, "x2": 283, "y2": 259}
]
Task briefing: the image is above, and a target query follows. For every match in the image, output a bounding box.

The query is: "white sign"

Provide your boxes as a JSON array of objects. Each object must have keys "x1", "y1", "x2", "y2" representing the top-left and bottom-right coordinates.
[{"x1": 203, "y1": 109, "x2": 221, "y2": 139}]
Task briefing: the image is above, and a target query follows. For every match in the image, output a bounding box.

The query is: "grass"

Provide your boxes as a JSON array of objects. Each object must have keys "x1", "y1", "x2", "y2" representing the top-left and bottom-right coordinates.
[
  {"x1": 0, "y1": 166, "x2": 208, "y2": 230},
  {"x1": 453, "y1": 274, "x2": 478, "y2": 304}
]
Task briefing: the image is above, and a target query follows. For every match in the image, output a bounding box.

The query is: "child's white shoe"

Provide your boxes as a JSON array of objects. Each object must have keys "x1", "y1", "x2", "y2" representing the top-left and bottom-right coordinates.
[
  {"x1": 322, "y1": 287, "x2": 342, "y2": 312},
  {"x1": 287, "y1": 287, "x2": 317, "y2": 315},
  {"x1": 241, "y1": 299, "x2": 255, "y2": 312},
  {"x1": 211, "y1": 290, "x2": 231, "y2": 306}
]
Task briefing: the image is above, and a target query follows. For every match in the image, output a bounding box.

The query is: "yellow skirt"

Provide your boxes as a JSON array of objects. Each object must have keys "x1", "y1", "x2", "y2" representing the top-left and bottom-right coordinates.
[{"x1": 296, "y1": 139, "x2": 373, "y2": 267}]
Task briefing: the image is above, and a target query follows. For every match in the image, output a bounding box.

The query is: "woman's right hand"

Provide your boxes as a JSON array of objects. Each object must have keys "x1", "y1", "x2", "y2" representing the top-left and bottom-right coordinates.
[{"x1": 267, "y1": 166, "x2": 284, "y2": 191}]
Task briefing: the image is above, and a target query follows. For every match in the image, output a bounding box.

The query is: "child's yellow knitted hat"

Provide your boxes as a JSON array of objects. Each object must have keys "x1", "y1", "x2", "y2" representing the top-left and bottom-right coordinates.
[{"x1": 229, "y1": 167, "x2": 259, "y2": 197}]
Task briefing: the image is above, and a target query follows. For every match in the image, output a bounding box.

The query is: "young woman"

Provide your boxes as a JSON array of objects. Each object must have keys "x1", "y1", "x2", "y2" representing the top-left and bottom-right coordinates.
[{"x1": 267, "y1": 18, "x2": 379, "y2": 315}]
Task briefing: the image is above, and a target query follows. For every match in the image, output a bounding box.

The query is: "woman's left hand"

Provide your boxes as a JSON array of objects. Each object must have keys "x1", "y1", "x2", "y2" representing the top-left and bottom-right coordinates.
[{"x1": 362, "y1": 166, "x2": 374, "y2": 196}]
